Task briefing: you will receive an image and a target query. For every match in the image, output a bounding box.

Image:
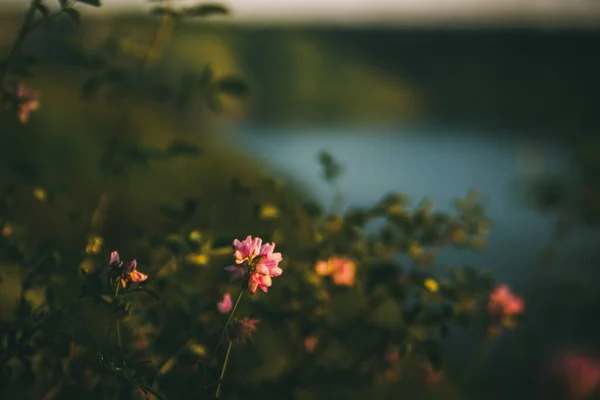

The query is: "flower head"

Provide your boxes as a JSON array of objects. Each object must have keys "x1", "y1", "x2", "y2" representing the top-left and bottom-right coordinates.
[
  {"x1": 217, "y1": 293, "x2": 233, "y2": 314},
  {"x1": 109, "y1": 251, "x2": 120, "y2": 266},
  {"x1": 304, "y1": 336, "x2": 319, "y2": 353},
  {"x1": 109, "y1": 251, "x2": 148, "y2": 288},
  {"x1": 233, "y1": 236, "x2": 262, "y2": 264},
  {"x1": 229, "y1": 318, "x2": 259, "y2": 344},
  {"x1": 488, "y1": 284, "x2": 524, "y2": 317},
  {"x1": 314, "y1": 256, "x2": 356, "y2": 286},
  {"x1": 225, "y1": 236, "x2": 283, "y2": 293},
  {"x1": 121, "y1": 259, "x2": 148, "y2": 288},
  {"x1": 2, "y1": 82, "x2": 40, "y2": 124}
]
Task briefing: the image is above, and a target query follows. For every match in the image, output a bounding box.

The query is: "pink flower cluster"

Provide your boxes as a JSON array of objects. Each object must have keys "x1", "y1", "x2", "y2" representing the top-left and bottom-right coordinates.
[
  {"x1": 225, "y1": 236, "x2": 283, "y2": 293},
  {"x1": 109, "y1": 251, "x2": 148, "y2": 288},
  {"x1": 2, "y1": 82, "x2": 40, "y2": 123},
  {"x1": 315, "y1": 256, "x2": 356, "y2": 286},
  {"x1": 488, "y1": 284, "x2": 524, "y2": 317}
]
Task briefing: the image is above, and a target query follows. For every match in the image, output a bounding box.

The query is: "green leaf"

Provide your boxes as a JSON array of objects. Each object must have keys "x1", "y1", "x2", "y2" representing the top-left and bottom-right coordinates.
[
  {"x1": 158, "y1": 205, "x2": 183, "y2": 222},
  {"x1": 81, "y1": 77, "x2": 102, "y2": 99},
  {"x1": 215, "y1": 76, "x2": 250, "y2": 97},
  {"x1": 198, "y1": 64, "x2": 213, "y2": 91},
  {"x1": 205, "y1": 89, "x2": 222, "y2": 113},
  {"x1": 34, "y1": 1, "x2": 49, "y2": 17},
  {"x1": 63, "y1": 8, "x2": 81, "y2": 24},
  {"x1": 183, "y1": 3, "x2": 229, "y2": 17},
  {"x1": 77, "y1": 0, "x2": 102, "y2": 7},
  {"x1": 165, "y1": 139, "x2": 202, "y2": 158},
  {"x1": 142, "y1": 288, "x2": 160, "y2": 301},
  {"x1": 9, "y1": 161, "x2": 38, "y2": 184}
]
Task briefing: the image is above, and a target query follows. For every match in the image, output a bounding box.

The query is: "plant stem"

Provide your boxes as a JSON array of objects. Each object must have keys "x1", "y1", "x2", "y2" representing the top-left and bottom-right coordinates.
[
  {"x1": 0, "y1": 0, "x2": 40, "y2": 85},
  {"x1": 114, "y1": 280, "x2": 125, "y2": 365},
  {"x1": 199, "y1": 286, "x2": 244, "y2": 396},
  {"x1": 215, "y1": 340, "x2": 233, "y2": 398}
]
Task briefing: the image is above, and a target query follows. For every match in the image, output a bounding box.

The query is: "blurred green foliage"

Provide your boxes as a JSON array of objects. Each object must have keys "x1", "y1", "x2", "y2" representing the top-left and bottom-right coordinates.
[{"x1": 0, "y1": 2, "x2": 570, "y2": 400}]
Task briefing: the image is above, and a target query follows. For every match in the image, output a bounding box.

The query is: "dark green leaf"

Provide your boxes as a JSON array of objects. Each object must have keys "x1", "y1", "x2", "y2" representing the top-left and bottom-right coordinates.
[
  {"x1": 165, "y1": 139, "x2": 202, "y2": 157},
  {"x1": 81, "y1": 77, "x2": 102, "y2": 99},
  {"x1": 183, "y1": 3, "x2": 229, "y2": 17},
  {"x1": 150, "y1": 84, "x2": 171, "y2": 103},
  {"x1": 9, "y1": 162, "x2": 38, "y2": 184},
  {"x1": 215, "y1": 76, "x2": 250, "y2": 97},
  {"x1": 143, "y1": 289, "x2": 160, "y2": 301},
  {"x1": 34, "y1": 1, "x2": 49, "y2": 17},
  {"x1": 77, "y1": 0, "x2": 102, "y2": 7},
  {"x1": 182, "y1": 198, "x2": 200, "y2": 219},
  {"x1": 198, "y1": 64, "x2": 213, "y2": 91},
  {"x1": 231, "y1": 178, "x2": 251, "y2": 195},
  {"x1": 63, "y1": 8, "x2": 81, "y2": 24},
  {"x1": 158, "y1": 205, "x2": 183, "y2": 222},
  {"x1": 205, "y1": 89, "x2": 222, "y2": 113}
]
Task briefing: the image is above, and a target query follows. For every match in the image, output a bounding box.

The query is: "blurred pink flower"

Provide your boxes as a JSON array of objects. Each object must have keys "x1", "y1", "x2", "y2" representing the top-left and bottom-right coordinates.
[
  {"x1": 231, "y1": 318, "x2": 259, "y2": 344},
  {"x1": 423, "y1": 361, "x2": 442, "y2": 386},
  {"x1": 331, "y1": 257, "x2": 356, "y2": 286},
  {"x1": 488, "y1": 284, "x2": 524, "y2": 317},
  {"x1": 561, "y1": 352, "x2": 600, "y2": 399},
  {"x1": 315, "y1": 256, "x2": 356, "y2": 286},
  {"x1": 226, "y1": 236, "x2": 283, "y2": 293},
  {"x1": 217, "y1": 293, "x2": 233, "y2": 314},
  {"x1": 2, "y1": 82, "x2": 39, "y2": 123},
  {"x1": 304, "y1": 336, "x2": 319, "y2": 353},
  {"x1": 120, "y1": 259, "x2": 148, "y2": 288}
]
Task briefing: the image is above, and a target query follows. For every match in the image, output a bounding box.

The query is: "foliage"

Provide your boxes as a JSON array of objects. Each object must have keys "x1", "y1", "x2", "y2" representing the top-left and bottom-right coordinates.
[{"x1": 0, "y1": 2, "x2": 532, "y2": 400}]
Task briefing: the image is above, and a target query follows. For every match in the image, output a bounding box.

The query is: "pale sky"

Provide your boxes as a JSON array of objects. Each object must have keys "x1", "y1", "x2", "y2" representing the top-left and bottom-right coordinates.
[{"x1": 3, "y1": 0, "x2": 600, "y2": 25}]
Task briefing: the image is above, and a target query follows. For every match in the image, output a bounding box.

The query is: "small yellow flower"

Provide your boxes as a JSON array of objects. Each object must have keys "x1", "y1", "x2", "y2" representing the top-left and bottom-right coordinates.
[
  {"x1": 188, "y1": 230, "x2": 202, "y2": 242},
  {"x1": 186, "y1": 339, "x2": 207, "y2": 357},
  {"x1": 33, "y1": 187, "x2": 47, "y2": 202},
  {"x1": 306, "y1": 271, "x2": 321, "y2": 287},
  {"x1": 85, "y1": 235, "x2": 103, "y2": 254},
  {"x1": 424, "y1": 278, "x2": 439, "y2": 293},
  {"x1": 451, "y1": 229, "x2": 467, "y2": 244},
  {"x1": 408, "y1": 241, "x2": 422, "y2": 258},
  {"x1": 186, "y1": 253, "x2": 209, "y2": 266},
  {"x1": 259, "y1": 204, "x2": 280, "y2": 220},
  {"x1": 386, "y1": 204, "x2": 405, "y2": 216}
]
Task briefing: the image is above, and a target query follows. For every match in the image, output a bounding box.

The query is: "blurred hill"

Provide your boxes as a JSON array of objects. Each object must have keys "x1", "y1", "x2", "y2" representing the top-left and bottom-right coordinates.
[{"x1": 1, "y1": 12, "x2": 599, "y2": 134}]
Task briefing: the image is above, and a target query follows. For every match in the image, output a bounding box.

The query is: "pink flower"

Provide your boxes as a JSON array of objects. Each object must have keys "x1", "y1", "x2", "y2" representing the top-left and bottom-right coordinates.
[
  {"x1": 314, "y1": 256, "x2": 356, "y2": 286},
  {"x1": 331, "y1": 257, "x2": 356, "y2": 286},
  {"x1": 561, "y1": 352, "x2": 600, "y2": 399},
  {"x1": 488, "y1": 284, "x2": 524, "y2": 317},
  {"x1": 120, "y1": 259, "x2": 148, "y2": 288},
  {"x1": 230, "y1": 318, "x2": 259, "y2": 344},
  {"x1": 226, "y1": 236, "x2": 283, "y2": 293},
  {"x1": 109, "y1": 251, "x2": 120, "y2": 265},
  {"x1": 217, "y1": 293, "x2": 233, "y2": 314},
  {"x1": 233, "y1": 236, "x2": 262, "y2": 264},
  {"x1": 304, "y1": 336, "x2": 319, "y2": 353},
  {"x1": 2, "y1": 82, "x2": 40, "y2": 124}
]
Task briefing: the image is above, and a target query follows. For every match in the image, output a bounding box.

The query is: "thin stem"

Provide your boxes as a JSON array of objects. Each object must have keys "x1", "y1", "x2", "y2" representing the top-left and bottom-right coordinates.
[
  {"x1": 114, "y1": 280, "x2": 125, "y2": 366},
  {"x1": 199, "y1": 286, "x2": 244, "y2": 396},
  {"x1": 215, "y1": 340, "x2": 233, "y2": 398},
  {"x1": 0, "y1": 0, "x2": 40, "y2": 85}
]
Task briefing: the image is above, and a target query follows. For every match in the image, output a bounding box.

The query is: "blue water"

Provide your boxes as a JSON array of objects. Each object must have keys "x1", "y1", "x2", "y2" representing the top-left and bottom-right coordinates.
[{"x1": 230, "y1": 127, "x2": 598, "y2": 285}]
